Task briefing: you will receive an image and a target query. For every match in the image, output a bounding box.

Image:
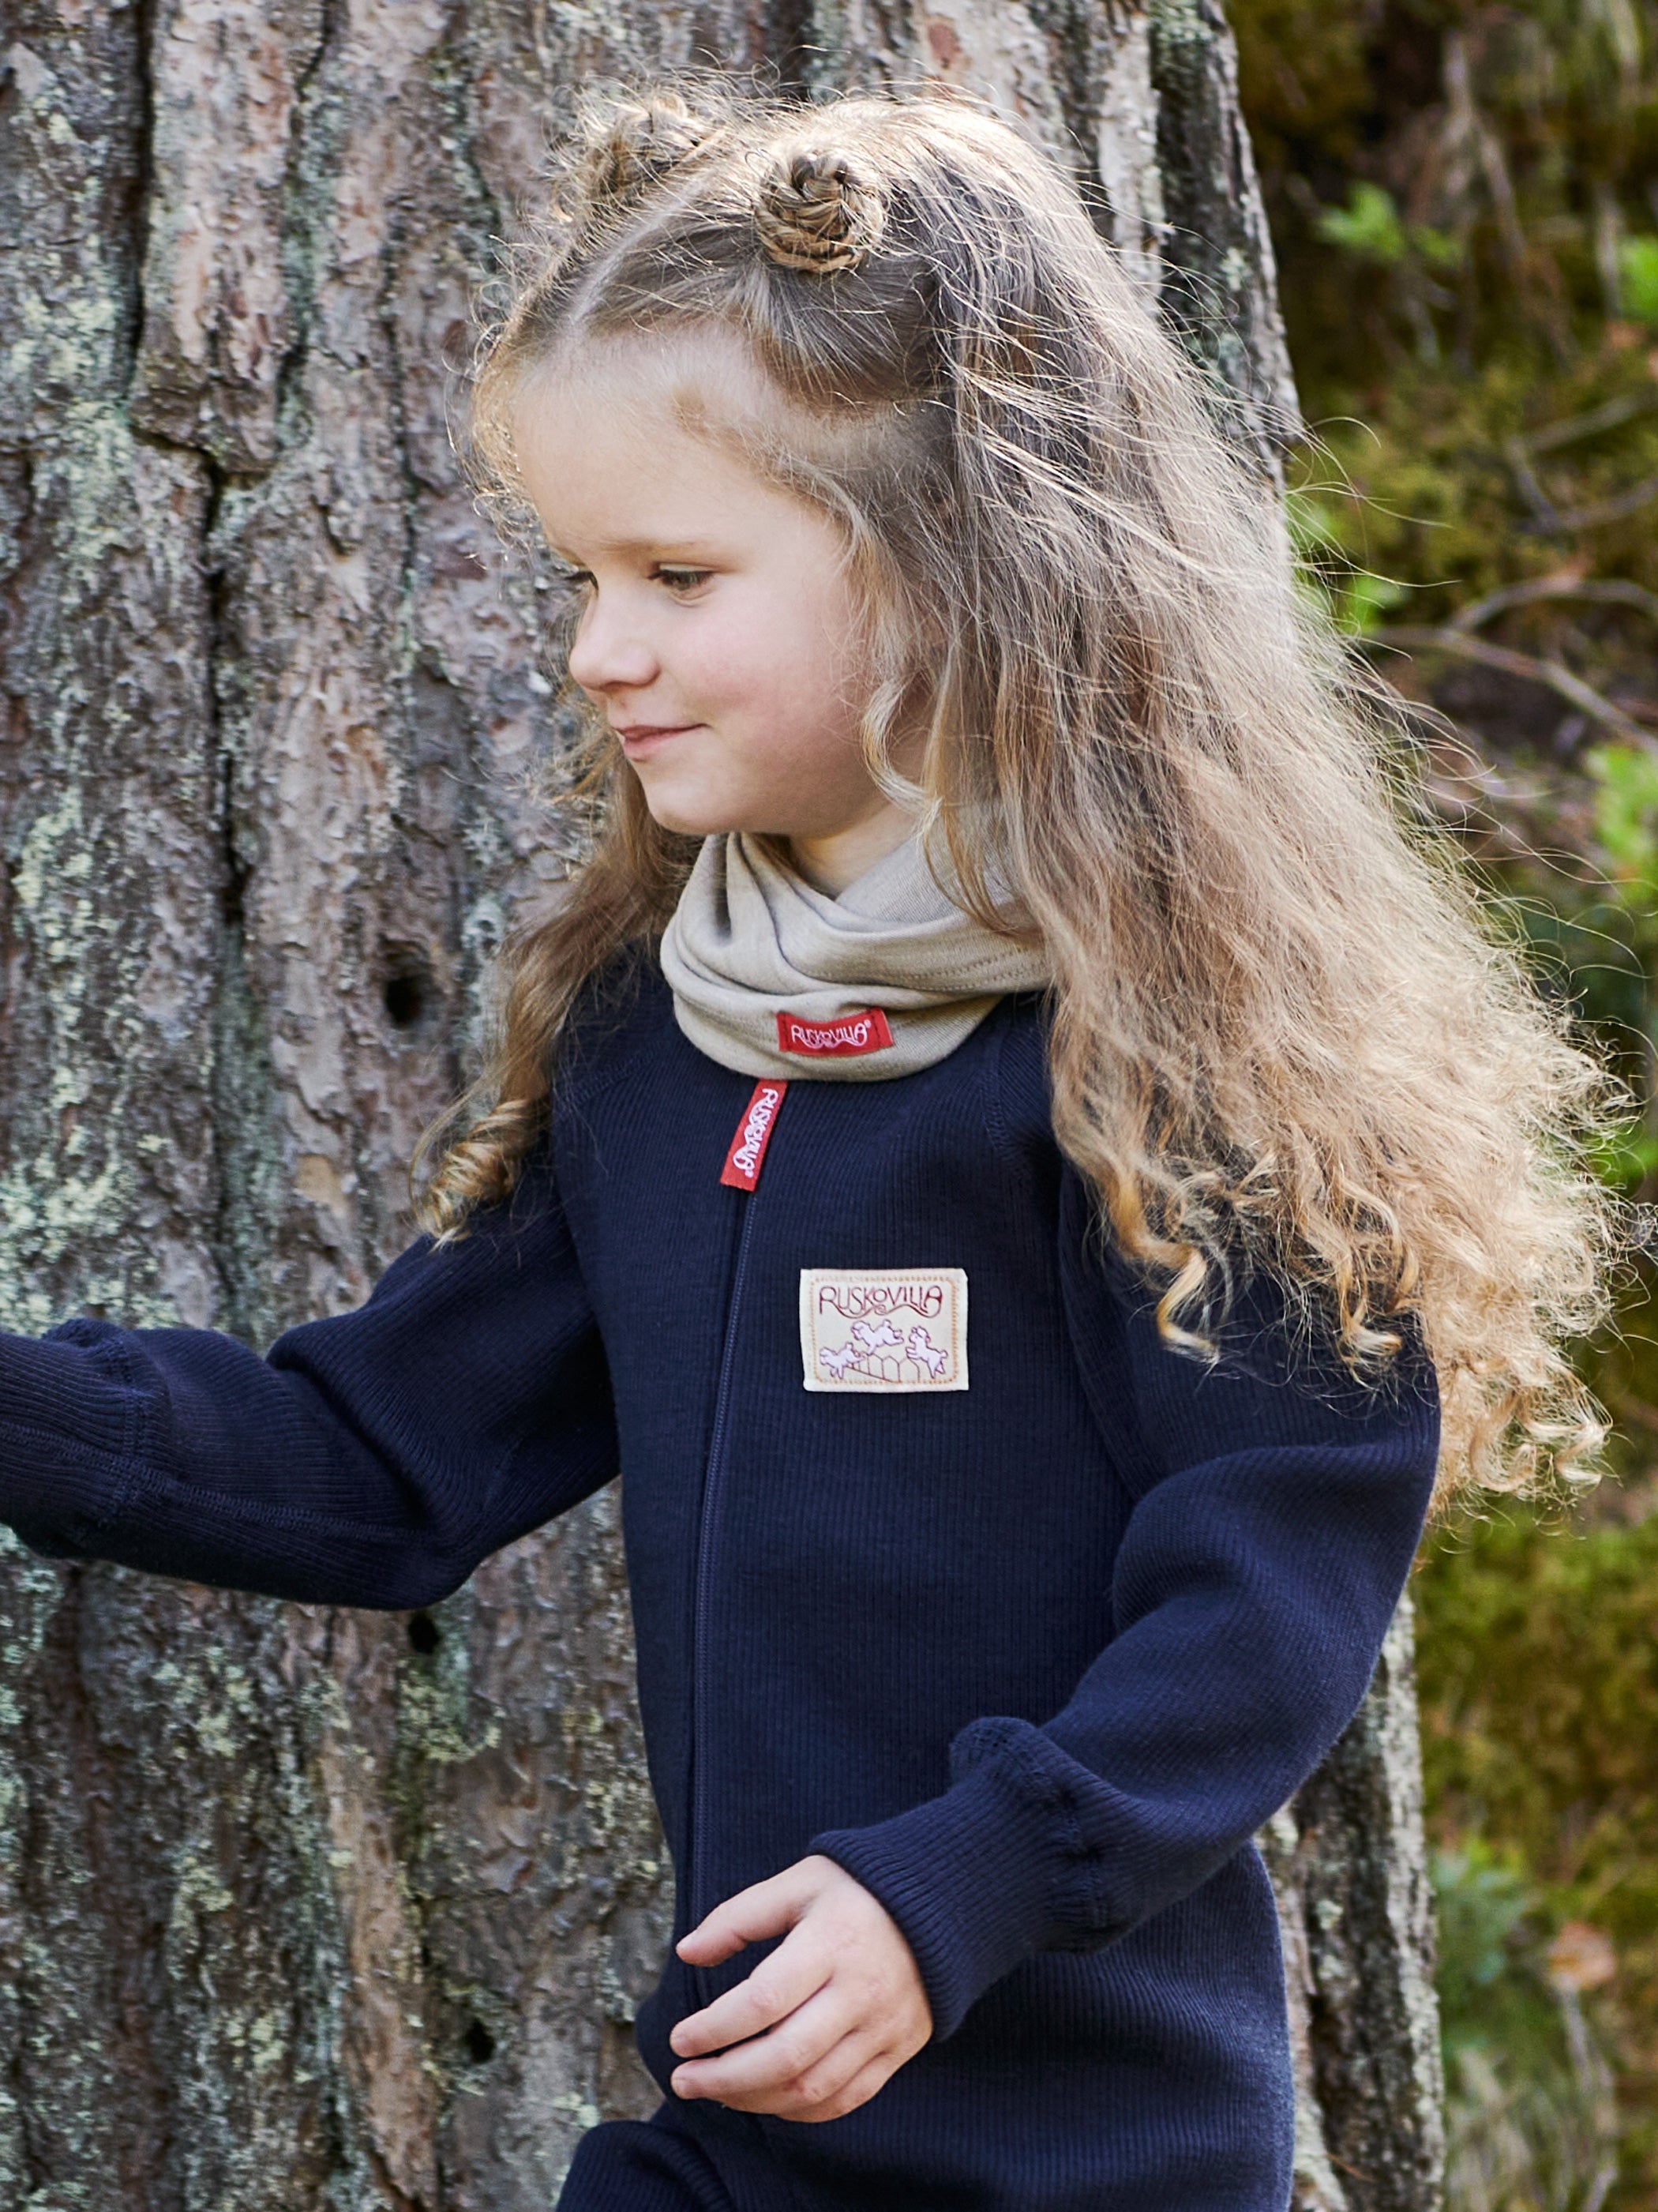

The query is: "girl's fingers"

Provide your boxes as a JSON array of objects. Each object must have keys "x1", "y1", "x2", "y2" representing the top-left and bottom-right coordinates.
[
  {"x1": 670, "y1": 1985, "x2": 852, "y2": 2105},
  {"x1": 675, "y1": 1863, "x2": 814, "y2": 1966},
  {"x1": 794, "y1": 2052, "x2": 898, "y2": 2124},
  {"x1": 679, "y1": 2024, "x2": 900, "y2": 2123},
  {"x1": 670, "y1": 1928, "x2": 834, "y2": 2057},
  {"x1": 761, "y1": 2026, "x2": 882, "y2": 2118}
]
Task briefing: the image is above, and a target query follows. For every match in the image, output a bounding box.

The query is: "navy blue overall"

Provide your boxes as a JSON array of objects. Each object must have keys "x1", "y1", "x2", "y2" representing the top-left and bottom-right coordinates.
[{"x1": 0, "y1": 971, "x2": 1439, "y2": 2210}]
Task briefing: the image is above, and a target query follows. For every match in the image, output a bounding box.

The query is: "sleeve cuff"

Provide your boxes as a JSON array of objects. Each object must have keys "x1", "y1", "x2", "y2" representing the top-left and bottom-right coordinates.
[
  {"x1": 0, "y1": 1320, "x2": 155, "y2": 1556},
  {"x1": 807, "y1": 1716, "x2": 1122, "y2": 2043}
]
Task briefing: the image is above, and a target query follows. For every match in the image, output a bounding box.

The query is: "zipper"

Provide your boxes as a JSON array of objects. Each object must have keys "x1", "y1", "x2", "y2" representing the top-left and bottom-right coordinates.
[{"x1": 685, "y1": 1176, "x2": 766, "y2": 2000}]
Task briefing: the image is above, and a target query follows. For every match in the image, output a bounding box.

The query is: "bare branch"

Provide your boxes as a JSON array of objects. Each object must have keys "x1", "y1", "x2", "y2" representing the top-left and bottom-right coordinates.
[
  {"x1": 1532, "y1": 473, "x2": 1658, "y2": 535},
  {"x1": 1449, "y1": 576, "x2": 1658, "y2": 633},
  {"x1": 1370, "y1": 627, "x2": 1658, "y2": 750},
  {"x1": 1502, "y1": 393, "x2": 1658, "y2": 531},
  {"x1": 1518, "y1": 389, "x2": 1658, "y2": 457}
]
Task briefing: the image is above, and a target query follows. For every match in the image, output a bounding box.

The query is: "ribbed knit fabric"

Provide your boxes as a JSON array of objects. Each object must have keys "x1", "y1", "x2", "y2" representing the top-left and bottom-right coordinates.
[
  {"x1": 560, "y1": 2109, "x2": 745, "y2": 2210},
  {"x1": 0, "y1": 970, "x2": 1440, "y2": 2211},
  {"x1": 659, "y1": 829, "x2": 1048, "y2": 1080}
]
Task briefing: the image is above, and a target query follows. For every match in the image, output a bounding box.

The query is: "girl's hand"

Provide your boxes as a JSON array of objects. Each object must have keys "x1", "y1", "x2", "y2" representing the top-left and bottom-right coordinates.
[{"x1": 668, "y1": 1853, "x2": 932, "y2": 2122}]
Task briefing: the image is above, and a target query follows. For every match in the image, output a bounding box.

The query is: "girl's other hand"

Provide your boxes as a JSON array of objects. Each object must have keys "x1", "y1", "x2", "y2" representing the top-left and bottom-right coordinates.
[{"x1": 668, "y1": 1853, "x2": 932, "y2": 2122}]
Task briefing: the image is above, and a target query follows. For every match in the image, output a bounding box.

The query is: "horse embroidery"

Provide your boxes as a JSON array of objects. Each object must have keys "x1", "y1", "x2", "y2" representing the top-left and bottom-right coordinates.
[
  {"x1": 817, "y1": 1317, "x2": 951, "y2": 1386},
  {"x1": 905, "y1": 1326, "x2": 949, "y2": 1379}
]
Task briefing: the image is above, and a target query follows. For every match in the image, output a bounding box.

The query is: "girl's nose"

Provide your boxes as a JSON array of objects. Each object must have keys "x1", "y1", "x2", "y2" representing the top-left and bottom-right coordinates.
[{"x1": 567, "y1": 595, "x2": 658, "y2": 698}]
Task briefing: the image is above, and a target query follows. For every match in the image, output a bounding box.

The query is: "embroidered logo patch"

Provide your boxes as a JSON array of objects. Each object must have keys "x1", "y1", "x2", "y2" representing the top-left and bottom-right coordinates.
[
  {"x1": 800, "y1": 1268, "x2": 968, "y2": 1392},
  {"x1": 776, "y1": 1008, "x2": 894, "y2": 1059}
]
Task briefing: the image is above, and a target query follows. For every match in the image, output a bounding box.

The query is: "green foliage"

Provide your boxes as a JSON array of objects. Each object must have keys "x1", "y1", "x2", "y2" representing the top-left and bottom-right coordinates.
[
  {"x1": 1315, "y1": 181, "x2": 1461, "y2": 271},
  {"x1": 1232, "y1": 1, "x2": 1658, "y2": 2200},
  {"x1": 1290, "y1": 347, "x2": 1658, "y2": 629},
  {"x1": 1589, "y1": 742, "x2": 1658, "y2": 891},
  {"x1": 1574, "y1": 743, "x2": 1658, "y2": 1189},
  {"x1": 1622, "y1": 238, "x2": 1658, "y2": 325},
  {"x1": 1416, "y1": 1504, "x2": 1658, "y2": 2199},
  {"x1": 1416, "y1": 1507, "x2": 1658, "y2": 1953},
  {"x1": 1434, "y1": 1843, "x2": 1623, "y2": 2212},
  {"x1": 1435, "y1": 1839, "x2": 1535, "y2": 2031},
  {"x1": 1315, "y1": 179, "x2": 1410, "y2": 261}
]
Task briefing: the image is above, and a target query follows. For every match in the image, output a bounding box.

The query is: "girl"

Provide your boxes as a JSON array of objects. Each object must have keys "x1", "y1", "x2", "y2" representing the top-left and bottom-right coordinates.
[{"x1": 0, "y1": 79, "x2": 1619, "y2": 2212}]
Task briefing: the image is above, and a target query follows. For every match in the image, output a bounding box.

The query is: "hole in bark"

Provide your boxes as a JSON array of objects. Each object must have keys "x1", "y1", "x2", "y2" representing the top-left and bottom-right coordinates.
[
  {"x1": 407, "y1": 1612, "x2": 441, "y2": 1654},
  {"x1": 383, "y1": 967, "x2": 429, "y2": 1030},
  {"x1": 463, "y1": 2019, "x2": 496, "y2": 2065}
]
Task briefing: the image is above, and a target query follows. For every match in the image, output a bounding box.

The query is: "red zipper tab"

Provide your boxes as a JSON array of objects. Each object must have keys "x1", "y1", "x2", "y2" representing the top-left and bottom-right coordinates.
[
  {"x1": 776, "y1": 1008, "x2": 894, "y2": 1058},
  {"x1": 721, "y1": 1079, "x2": 788, "y2": 1191}
]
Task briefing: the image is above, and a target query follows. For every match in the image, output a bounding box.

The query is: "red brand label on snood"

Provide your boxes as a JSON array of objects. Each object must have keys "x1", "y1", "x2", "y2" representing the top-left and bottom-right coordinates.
[
  {"x1": 721, "y1": 1080, "x2": 789, "y2": 1191},
  {"x1": 775, "y1": 1008, "x2": 895, "y2": 1059}
]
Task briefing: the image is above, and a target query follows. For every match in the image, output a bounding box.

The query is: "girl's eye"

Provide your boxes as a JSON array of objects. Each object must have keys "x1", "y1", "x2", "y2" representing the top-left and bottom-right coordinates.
[{"x1": 655, "y1": 566, "x2": 712, "y2": 595}]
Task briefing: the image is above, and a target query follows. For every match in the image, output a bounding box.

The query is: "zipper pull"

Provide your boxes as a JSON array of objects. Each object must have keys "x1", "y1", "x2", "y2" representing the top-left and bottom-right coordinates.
[{"x1": 720, "y1": 1080, "x2": 788, "y2": 1191}]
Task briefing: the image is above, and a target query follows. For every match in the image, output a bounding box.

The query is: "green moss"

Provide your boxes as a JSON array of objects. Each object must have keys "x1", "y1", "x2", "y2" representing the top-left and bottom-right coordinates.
[
  {"x1": 1416, "y1": 1506, "x2": 1658, "y2": 2196},
  {"x1": 1417, "y1": 1509, "x2": 1658, "y2": 1934}
]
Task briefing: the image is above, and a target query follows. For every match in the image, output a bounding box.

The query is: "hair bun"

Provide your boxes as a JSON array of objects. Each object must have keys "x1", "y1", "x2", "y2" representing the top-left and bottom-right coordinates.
[
  {"x1": 578, "y1": 92, "x2": 715, "y2": 208},
  {"x1": 753, "y1": 146, "x2": 885, "y2": 274}
]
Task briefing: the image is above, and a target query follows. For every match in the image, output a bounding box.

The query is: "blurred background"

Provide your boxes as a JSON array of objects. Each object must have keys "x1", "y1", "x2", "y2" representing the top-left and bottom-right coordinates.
[{"x1": 1229, "y1": 4, "x2": 1658, "y2": 2203}]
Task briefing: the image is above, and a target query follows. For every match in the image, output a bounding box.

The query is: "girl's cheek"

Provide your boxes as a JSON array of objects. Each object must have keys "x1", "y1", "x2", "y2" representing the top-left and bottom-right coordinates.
[
  {"x1": 701, "y1": 583, "x2": 820, "y2": 698},
  {"x1": 670, "y1": 605, "x2": 748, "y2": 705}
]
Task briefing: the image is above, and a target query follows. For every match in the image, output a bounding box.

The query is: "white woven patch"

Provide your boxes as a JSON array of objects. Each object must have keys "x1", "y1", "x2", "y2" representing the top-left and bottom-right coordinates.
[{"x1": 799, "y1": 1268, "x2": 968, "y2": 1393}]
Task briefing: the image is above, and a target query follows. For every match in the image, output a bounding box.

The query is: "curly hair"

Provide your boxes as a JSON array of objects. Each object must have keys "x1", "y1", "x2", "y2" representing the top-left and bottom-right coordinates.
[{"x1": 417, "y1": 77, "x2": 1626, "y2": 1508}]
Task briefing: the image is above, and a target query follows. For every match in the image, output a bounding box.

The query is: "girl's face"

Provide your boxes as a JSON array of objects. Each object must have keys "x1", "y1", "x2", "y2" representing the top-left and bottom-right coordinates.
[{"x1": 511, "y1": 332, "x2": 915, "y2": 892}]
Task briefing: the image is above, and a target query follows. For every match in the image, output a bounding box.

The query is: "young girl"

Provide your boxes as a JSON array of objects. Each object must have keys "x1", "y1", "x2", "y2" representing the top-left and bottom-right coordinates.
[{"x1": 0, "y1": 79, "x2": 1617, "y2": 2212}]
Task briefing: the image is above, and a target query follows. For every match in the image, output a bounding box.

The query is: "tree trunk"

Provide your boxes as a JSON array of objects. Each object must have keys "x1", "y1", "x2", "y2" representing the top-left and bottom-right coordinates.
[{"x1": 0, "y1": 2, "x2": 1442, "y2": 2204}]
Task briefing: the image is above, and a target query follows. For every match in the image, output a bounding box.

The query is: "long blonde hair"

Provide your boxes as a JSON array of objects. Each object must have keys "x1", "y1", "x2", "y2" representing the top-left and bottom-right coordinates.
[{"x1": 420, "y1": 78, "x2": 1623, "y2": 1505}]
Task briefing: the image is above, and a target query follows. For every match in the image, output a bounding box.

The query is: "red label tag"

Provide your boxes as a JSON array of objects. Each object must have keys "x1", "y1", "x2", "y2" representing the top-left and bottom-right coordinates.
[
  {"x1": 721, "y1": 1080, "x2": 788, "y2": 1191},
  {"x1": 775, "y1": 1008, "x2": 895, "y2": 1059}
]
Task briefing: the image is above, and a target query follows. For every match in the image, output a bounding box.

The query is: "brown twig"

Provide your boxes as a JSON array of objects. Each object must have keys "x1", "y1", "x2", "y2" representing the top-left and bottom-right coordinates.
[
  {"x1": 1504, "y1": 437, "x2": 1561, "y2": 528},
  {"x1": 1502, "y1": 392, "x2": 1658, "y2": 531},
  {"x1": 1449, "y1": 576, "x2": 1658, "y2": 633},
  {"x1": 1368, "y1": 626, "x2": 1658, "y2": 750},
  {"x1": 1532, "y1": 473, "x2": 1658, "y2": 535},
  {"x1": 1521, "y1": 389, "x2": 1658, "y2": 456}
]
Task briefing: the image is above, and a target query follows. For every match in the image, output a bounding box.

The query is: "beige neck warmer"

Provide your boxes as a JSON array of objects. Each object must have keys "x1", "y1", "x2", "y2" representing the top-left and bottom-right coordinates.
[{"x1": 659, "y1": 832, "x2": 1048, "y2": 1083}]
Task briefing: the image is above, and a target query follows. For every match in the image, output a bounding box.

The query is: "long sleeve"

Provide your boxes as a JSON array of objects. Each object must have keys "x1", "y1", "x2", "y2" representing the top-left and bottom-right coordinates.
[
  {"x1": 808, "y1": 1168, "x2": 1440, "y2": 2043},
  {"x1": 0, "y1": 1138, "x2": 616, "y2": 1609}
]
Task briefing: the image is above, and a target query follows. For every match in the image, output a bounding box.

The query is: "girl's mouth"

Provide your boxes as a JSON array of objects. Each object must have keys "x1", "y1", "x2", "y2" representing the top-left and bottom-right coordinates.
[{"x1": 616, "y1": 723, "x2": 701, "y2": 760}]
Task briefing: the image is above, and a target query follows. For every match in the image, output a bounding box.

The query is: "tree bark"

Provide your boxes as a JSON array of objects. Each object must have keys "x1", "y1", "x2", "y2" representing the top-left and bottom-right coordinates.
[{"x1": 0, "y1": 2, "x2": 1440, "y2": 2205}]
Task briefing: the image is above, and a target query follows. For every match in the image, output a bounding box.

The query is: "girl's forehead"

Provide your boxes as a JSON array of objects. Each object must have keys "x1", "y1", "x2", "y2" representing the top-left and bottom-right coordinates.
[
  {"x1": 518, "y1": 324, "x2": 778, "y2": 451},
  {"x1": 510, "y1": 331, "x2": 827, "y2": 554}
]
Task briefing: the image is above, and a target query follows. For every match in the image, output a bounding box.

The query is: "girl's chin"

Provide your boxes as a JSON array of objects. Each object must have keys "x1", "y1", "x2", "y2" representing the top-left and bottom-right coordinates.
[
  {"x1": 634, "y1": 782, "x2": 804, "y2": 845},
  {"x1": 638, "y1": 792, "x2": 739, "y2": 839}
]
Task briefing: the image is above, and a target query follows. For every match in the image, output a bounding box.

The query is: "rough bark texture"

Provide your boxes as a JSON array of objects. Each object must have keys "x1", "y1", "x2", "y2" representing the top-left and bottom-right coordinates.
[
  {"x1": 0, "y1": 2, "x2": 1437, "y2": 2204},
  {"x1": 1266, "y1": 1597, "x2": 1448, "y2": 2212}
]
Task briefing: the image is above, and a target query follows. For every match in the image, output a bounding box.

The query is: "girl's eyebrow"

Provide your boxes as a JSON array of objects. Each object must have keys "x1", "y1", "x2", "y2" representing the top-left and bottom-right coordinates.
[{"x1": 544, "y1": 532, "x2": 728, "y2": 563}]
